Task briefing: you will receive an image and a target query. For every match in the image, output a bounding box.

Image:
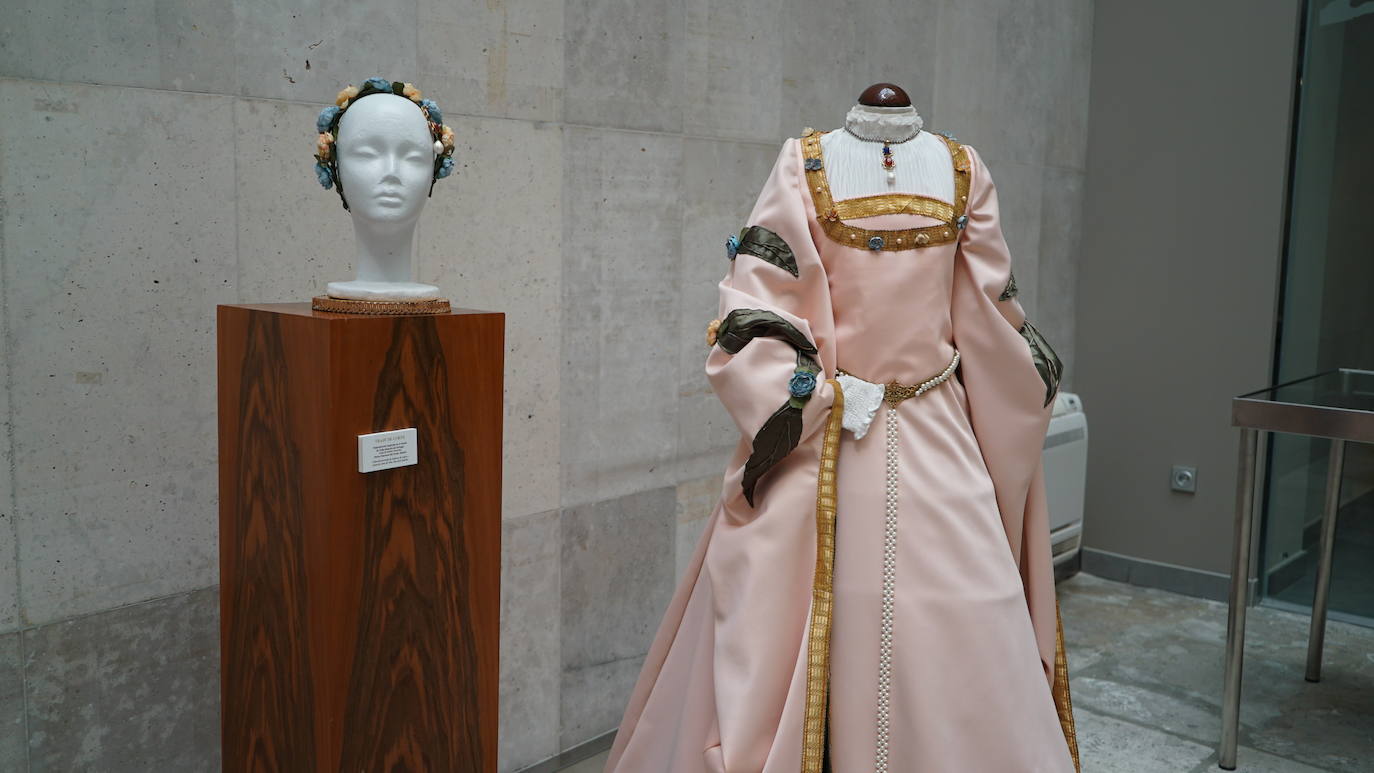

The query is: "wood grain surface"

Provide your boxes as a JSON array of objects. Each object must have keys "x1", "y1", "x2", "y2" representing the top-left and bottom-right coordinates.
[
  {"x1": 220, "y1": 310, "x2": 319, "y2": 772},
  {"x1": 219, "y1": 304, "x2": 503, "y2": 772}
]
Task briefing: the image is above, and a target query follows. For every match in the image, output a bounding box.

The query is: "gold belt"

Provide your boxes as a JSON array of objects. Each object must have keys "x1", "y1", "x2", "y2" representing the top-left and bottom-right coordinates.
[{"x1": 837, "y1": 349, "x2": 961, "y2": 407}]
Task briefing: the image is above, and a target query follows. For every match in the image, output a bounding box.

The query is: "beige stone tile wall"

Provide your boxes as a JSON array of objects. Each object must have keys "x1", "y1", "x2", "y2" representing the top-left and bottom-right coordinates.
[{"x1": 0, "y1": 254, "x2": 13, "y2": 632}]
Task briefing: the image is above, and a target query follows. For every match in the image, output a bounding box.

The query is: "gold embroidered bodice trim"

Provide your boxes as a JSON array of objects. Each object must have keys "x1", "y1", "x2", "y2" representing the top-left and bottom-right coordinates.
[
  {"x1": 800, "y1": 129, "x2": 971, "y2": 251},
  {"x1": 832, "y1": 193, "x2": 955, "y2": 223}
]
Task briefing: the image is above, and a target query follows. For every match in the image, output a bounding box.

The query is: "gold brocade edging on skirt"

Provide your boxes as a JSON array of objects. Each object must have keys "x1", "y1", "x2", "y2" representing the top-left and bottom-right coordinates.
[
  {"x1": 801, "y1": 379, "x2": 845, "y2": 773},
  {"x1": 1054, "y1": 598, "x2": 1082, "y2": 772}
]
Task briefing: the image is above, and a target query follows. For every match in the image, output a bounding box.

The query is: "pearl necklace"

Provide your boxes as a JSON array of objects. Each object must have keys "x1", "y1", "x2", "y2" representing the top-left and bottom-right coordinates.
[{"x1": 843, "y1": 124, "x2": 921, "y2": 184}]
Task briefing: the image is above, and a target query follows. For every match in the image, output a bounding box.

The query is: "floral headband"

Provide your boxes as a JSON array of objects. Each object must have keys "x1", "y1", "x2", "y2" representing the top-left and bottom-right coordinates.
[{"x1": 313, "y1": 77, "x2": 457, "y2": 210}]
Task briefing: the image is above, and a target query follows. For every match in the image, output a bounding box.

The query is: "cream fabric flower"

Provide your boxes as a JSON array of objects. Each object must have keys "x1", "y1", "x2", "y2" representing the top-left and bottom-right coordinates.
[
  {"x1": 402, "y1": 83, "x2": 421, "y2": 101},
  {"x1": 335, "y1": 85, "x2": 359, "y2": 107}
]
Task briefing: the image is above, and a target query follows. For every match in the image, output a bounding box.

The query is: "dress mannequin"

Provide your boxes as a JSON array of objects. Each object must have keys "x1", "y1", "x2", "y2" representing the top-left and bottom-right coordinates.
[
  {"x1": 326, "y1": 93, "x2": 441, "y2": 302},
  {"x1": 605, "y1": 78, "x2": 1078, "y2": 773}
]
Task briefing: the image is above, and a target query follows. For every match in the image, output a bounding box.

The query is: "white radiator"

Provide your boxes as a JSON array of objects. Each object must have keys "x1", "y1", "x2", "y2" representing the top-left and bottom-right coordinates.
[{"x1": 1042, "y1": 392, "x2": 1088, "y2": 566}]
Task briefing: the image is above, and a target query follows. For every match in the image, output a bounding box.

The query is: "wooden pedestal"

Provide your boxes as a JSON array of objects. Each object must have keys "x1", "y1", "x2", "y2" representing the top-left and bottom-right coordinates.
[{"x1": 217, "y1": 303, "x2": 503, "y2": 772}]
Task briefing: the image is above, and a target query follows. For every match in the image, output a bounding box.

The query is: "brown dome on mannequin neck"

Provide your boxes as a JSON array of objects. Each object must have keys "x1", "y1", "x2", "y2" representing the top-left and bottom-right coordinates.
[{"x1": 858, "y1": 83, "x2": 912, "y2": 107}]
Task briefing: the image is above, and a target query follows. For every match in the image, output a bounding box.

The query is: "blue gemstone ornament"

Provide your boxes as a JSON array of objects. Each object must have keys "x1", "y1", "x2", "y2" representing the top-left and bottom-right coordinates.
[{"x1": 868, "y1": 236, "x2": 884, "y2": 251}]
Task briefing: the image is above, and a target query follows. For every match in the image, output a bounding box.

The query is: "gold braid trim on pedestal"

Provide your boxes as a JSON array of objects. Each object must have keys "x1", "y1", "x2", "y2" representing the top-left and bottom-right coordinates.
[
  {"x1": 311, "y1": 296, "x2": 452, "y2": 315},
  {"x1": 801, "y1": 379, "x2": 844, "y2": 773},
  {"x1": 1053, "y1": 597, "x2": 1082, "y2": 773}
]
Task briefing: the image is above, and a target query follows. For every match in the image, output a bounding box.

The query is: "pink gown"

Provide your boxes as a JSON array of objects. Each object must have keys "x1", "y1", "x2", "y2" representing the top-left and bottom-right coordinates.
[{"x1": 607, "y1": 129, "x2": 1079, "y2": 772}]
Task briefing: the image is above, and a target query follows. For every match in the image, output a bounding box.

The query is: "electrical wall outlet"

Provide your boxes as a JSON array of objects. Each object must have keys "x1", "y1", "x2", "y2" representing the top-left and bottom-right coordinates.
[{"x1": 1171, "y1": 465, "x2": 1197, "y2": 493}]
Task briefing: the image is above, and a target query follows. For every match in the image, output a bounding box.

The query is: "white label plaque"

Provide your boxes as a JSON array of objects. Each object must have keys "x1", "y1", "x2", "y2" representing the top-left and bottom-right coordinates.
[{"x1": 358, "y1": 428, "x2": 418, "y2": 473}]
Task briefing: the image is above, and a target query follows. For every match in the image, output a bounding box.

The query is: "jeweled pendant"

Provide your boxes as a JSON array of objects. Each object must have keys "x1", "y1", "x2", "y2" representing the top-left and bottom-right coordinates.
[{"x1": 882, "y1": 144, "x2": 895, "y2": 183}]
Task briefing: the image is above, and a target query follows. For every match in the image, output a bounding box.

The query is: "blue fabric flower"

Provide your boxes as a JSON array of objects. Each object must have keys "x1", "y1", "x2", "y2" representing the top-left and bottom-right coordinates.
[
  {"x1": 436, "y1": 155, "x2": 456, "y2": 179},
  {"x1": 316, "y1": 105, "x2": 341, "y2": 133},
  {"x1": 804, "y1": 157, "x2": 823, "y2": 171},
  {"x1": 788, "y1": 370, "x2": 817, "y2": 398},
  {"x1": 419, "y1": 99, "x2": 443, "y2": 124},
  {"x1": 726, "y1": 233, "x2": 740, "y2": 259},
  {"x1": 868, "y1": 235, "x2": 885, "y2": 251},
  {"x1": 363, "y1": 77, "x2": 392, "y2": 93},
  {"x1": 314, "y1": 160, "x2": 334, "y2": 189}
]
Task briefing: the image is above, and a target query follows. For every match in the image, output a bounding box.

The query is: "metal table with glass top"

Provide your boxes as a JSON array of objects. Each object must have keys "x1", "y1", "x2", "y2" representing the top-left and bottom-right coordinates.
[{"x1": 1221, "y1": 368, "x2": 1374, "y2": 769}]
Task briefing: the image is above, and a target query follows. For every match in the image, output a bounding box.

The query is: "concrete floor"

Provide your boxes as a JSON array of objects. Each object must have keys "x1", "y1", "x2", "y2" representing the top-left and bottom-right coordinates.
[{"x1": 556, "y1": 572, "x2": 1374, "y2": 772}]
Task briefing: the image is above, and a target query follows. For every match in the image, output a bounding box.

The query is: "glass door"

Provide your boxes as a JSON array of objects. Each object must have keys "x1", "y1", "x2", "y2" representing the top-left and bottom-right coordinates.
[{"x1": 1260, "y1": 0, "x2": 1374, "y2": 625}]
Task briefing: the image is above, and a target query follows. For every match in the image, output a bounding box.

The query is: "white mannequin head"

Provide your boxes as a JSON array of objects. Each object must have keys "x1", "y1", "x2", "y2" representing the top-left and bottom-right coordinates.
[
  {"x1": 335, "y1": 93, "x2": 435, "y2": 229},
  {"x1": 324, "y1": 91, "x2": 445, "y2": 301}
]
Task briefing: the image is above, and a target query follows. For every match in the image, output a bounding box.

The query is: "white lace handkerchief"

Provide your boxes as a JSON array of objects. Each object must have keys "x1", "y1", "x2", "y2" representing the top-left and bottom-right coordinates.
[{"x1": 836, "y1": 373, "x2": 884, "y2": 440}]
